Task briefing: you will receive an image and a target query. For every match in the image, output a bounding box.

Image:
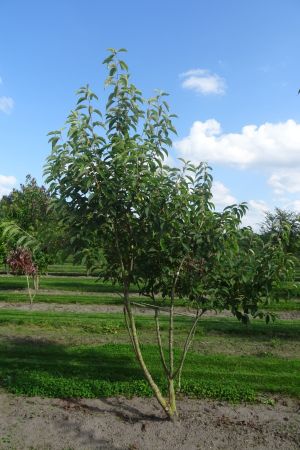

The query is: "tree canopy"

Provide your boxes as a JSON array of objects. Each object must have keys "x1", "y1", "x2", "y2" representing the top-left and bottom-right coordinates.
[{"x1": 43, "y1": 49, "x2": 295, "y2": 419}]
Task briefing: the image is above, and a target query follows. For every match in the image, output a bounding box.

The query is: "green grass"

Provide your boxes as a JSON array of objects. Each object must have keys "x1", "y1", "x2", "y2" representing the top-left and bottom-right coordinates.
[
  {"x1": 0, "y1": 275, "x2": 127, "y2": 293},
  {"x1": 1, "y1": 275, "x2": 300, "y2": 311},
  {"x1": 0, "y1": 341, "x2": 299, "y2": 401},
  {"x1": 0, "y1": 263, "x2": 88, "y2": 277},
  {"x1": 0, "y1": 291, "x2": 125, "y2": 305},
  {"x1": 269, "y1": 299, "x2": 300, "y2": 311},
  {"x1": 0, "y1": 309, "x2": 299, "y2": 339},
  {"x1": 0, "y1": 265, "x2": 299, "y2": 404},
  {"x1": 0, "y1": 309, "x2": 298, "y2": 402},
  {"x1": 276, "y1": 282, "x2": 300, "y2": 298},
  {"x1": 47, "y1": 263, "x2": 88, "y2": 276}
]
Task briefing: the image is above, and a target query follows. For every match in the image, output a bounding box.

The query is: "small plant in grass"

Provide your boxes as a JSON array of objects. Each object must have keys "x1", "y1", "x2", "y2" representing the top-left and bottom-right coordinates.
[
  {"x1": 6, "y1": 247, "x2": 39, "y2": 304},
  {"x1": 44, "y1": 49, "x2": 294, "y2": 420}
]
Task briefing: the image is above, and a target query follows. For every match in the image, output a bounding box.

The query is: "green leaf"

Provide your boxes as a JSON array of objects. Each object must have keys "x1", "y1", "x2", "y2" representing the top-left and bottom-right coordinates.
[{"x1": 119, "y1": 60, "x2": 129, "y2": 71}]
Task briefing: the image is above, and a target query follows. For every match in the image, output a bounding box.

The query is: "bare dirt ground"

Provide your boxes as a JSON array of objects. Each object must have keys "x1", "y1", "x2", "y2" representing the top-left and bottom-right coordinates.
[
  {"x1": 0, "y1": 392, "x2": 299, "y2": 450},
  {"x1": 0, "y1": 300, "x2": 299, "y2": 320}
]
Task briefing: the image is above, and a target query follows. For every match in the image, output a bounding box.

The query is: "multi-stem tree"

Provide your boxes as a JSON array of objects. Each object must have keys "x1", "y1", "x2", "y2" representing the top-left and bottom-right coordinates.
[{"x1": 44, "y1": 49, "x2": 294, "y2": 419}]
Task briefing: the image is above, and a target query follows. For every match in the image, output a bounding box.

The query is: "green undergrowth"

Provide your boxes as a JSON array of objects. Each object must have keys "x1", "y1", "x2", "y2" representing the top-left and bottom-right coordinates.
[{"x1": 0, "y1": 341, "x2": 299, "y2": 401}]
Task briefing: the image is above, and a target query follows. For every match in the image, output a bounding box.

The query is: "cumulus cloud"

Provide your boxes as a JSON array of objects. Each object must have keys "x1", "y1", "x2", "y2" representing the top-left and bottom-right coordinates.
[
  {"x1": 0, "y1": 96, "x2": 14, "y2": 114},
  {"x1": 0, "y1": 175, "x2": 17, "y2": 198},
  {"x1": 180, "y1": 69, "x2": 226, "y2": 95},
  {"x1": 287, "y1": 200, "x2": 300, "y2": 211},
  {"x1": 212, "y1": 180, "x2": 237, "y2": 209},
  {"x1": 268, "y1": 168, "x2": 300, "y2": 194},
  {"x1": 174, "y1": 119, "x2": 300, "y2": 169},
  {"x1": 212, "y1": 180, "x2": 268, "y2": 230},
  {"x1": 242, "y1": 200, "x2": 269, "y2": 229}
]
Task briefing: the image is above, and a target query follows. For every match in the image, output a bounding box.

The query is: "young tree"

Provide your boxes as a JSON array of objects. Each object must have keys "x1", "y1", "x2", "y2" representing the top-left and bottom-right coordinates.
[
  {"x1": 44, "y1": 49, "x2": 294, "y2": 419},
  {"x1": 6, "y1": 247, "x2": 39, "y2": 304}
]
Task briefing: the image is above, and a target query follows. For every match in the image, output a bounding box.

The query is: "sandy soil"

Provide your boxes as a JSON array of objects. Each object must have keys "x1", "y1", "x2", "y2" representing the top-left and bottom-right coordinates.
[
  {"x1": 0, "y1": 393, "x2": 299, "y2": 450},
  {"x1": 0, "y1": 300, "x2": 299, "y2": 320}
]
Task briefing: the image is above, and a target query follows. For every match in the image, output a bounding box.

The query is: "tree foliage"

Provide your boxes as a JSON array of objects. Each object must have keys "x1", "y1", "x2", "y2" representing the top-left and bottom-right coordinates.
[
  {"x1": 6, "y1": 247, "x2": 39, "y2": 304},
  {"x1": 0, "y1": 175, "x2": 66, "y2": 271},
  {"x1": 260, "y1": 207, "x2": 300, "y2": 255},
  {"x1": 44, "y1": 49, "x2": 294, "y2": 419}
]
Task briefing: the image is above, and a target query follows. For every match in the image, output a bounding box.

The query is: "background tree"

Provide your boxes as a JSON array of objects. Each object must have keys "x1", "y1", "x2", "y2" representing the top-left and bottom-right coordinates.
[
  {"x1": 0, "y1": 175, "x2": 67, "y2": 271},
  {"x1": 260, "y1": 208, "x2": 300, "y2": 256}
]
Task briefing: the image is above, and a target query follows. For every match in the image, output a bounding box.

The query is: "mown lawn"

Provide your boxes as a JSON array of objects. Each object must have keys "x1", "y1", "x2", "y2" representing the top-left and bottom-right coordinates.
[
  {"x1": 0, "y1": 269, "x2": 299, "y2": 404},
  {"x1": 0, "y1": 340, "x2": 299, "y2": 401},
  {"x1": 0, "y1": 309, "x2": 299, "y2": 402},
  {"x1": 0, "y1": 275, "x2": 126, "y2": 293},
  {"x1": 0, "y1": 274, "x2": 300, "y2": 311}
]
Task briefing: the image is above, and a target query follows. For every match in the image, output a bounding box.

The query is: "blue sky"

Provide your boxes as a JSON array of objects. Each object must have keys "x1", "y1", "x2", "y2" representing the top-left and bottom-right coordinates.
[{"x1": 1, "y1": 0, "x2": 300, "y2": 227}]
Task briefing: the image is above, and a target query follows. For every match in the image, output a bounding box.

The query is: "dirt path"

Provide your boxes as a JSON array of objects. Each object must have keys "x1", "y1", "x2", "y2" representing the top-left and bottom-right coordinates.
[
  {"x1": 0, "y1": 393, "x2": 299, "y2": 450},
  {"x1": 0, "y1": 300, "x2": 299, "y2": 320}
]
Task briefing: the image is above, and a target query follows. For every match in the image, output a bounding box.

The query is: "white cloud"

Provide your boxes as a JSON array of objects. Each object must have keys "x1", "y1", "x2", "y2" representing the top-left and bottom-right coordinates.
[
  {"x1": 0, "y1": 96, "x2": 14, "y2": 114},
  {"x1": 287, "y1": 200, "x2": 300, "y2": 211},
  {"x1": 180, "y1": 69, "x2": 226, "y2": 95},
  {"x1": 268, "y1": 168, "x2": 300, "y2": 194},
  {"x1": 242, "y1": 200, "x2": 269, "y2": 230},
  {"x1": 212, "y1": 180, "x2": 237, "y2": 209},
  {"x1": 212, "y1": 180, "x2": 268, "y2": 230},
  {"x1": 0, "y1": 175, "x2": 17, "y2": 198},
  {"x1": 174, "y1": 119, "x2": 300, "y2": 170}
]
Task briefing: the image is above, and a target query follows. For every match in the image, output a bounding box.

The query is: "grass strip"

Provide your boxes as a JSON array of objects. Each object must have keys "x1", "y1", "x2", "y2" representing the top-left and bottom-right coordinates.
[
  {"x1": 0, "y1": 310, "x2": 299, "y2": 339},
  {"x1": 0, "y1": 342, "x2": 298, "y2": 401},
  {"x1": 0, "y1": 276, "x2": 124, "y2": 293},
  {"x1": 0, "y1": 289, "x2": 299, "y2": 312},
  {"x1": 0, "y1": 292, "x2": 124, "y2": 305}
]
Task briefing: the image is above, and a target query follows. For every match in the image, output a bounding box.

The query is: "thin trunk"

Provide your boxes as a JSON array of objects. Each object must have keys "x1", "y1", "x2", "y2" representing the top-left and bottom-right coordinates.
[
  {"x1": 168, "y1": 378, "x2": 177, "y2": 417},
  {"x1": 34, "y1": 274, "x2": 40, "y2": 292},
  {"x1": 176, "y1": 319, "x2": 199, "y2": 391},
  {"x1": 154, "y1": 309, "x2": 169, "y2": 376},
  {"x1": 169, "y1": 293, "x2": 174, "y2": 377},
  {"x1": 26, "y1": 275, "x2": 33, "y2": 305},
  {"x1": 123, "y1": 305, "x2": 138, "y2": 358},
  {"x1": 167, "y1": 259, "x2": 187, "y2": 417},
  {"x1": 123, "y1": 286, "x2": 172, "y2": 418},
  {"x1": 174, "y1": 309, "x2": 206, "y2": 391},
  {"x1": 167, "y1": 289, "x2": 177, "y2": 417}
]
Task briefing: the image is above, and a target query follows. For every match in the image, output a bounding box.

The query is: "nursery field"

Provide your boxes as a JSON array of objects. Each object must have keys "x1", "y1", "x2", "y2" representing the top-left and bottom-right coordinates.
[
  {"x1": 0, "y1": 269, "x2": 299, "y2": 449},
  {"x1": 0, "y1": 270, "x2": 299, "y2": 401}
]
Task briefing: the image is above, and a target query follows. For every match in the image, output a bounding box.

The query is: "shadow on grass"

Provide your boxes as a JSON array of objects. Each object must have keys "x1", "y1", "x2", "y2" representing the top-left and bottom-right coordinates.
[
  {"x1": 0, "y1": 337, "x2": 142, "y2": 381},
  {"x1": 195, "y1": 319, "x2": 300, "y2": 340},
  {"x1": 0, "y1": 338, "x2": 165, "y2": 399},
  {"x1": 0, "y1": 337, "x2": 299, "y2": 400}
]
